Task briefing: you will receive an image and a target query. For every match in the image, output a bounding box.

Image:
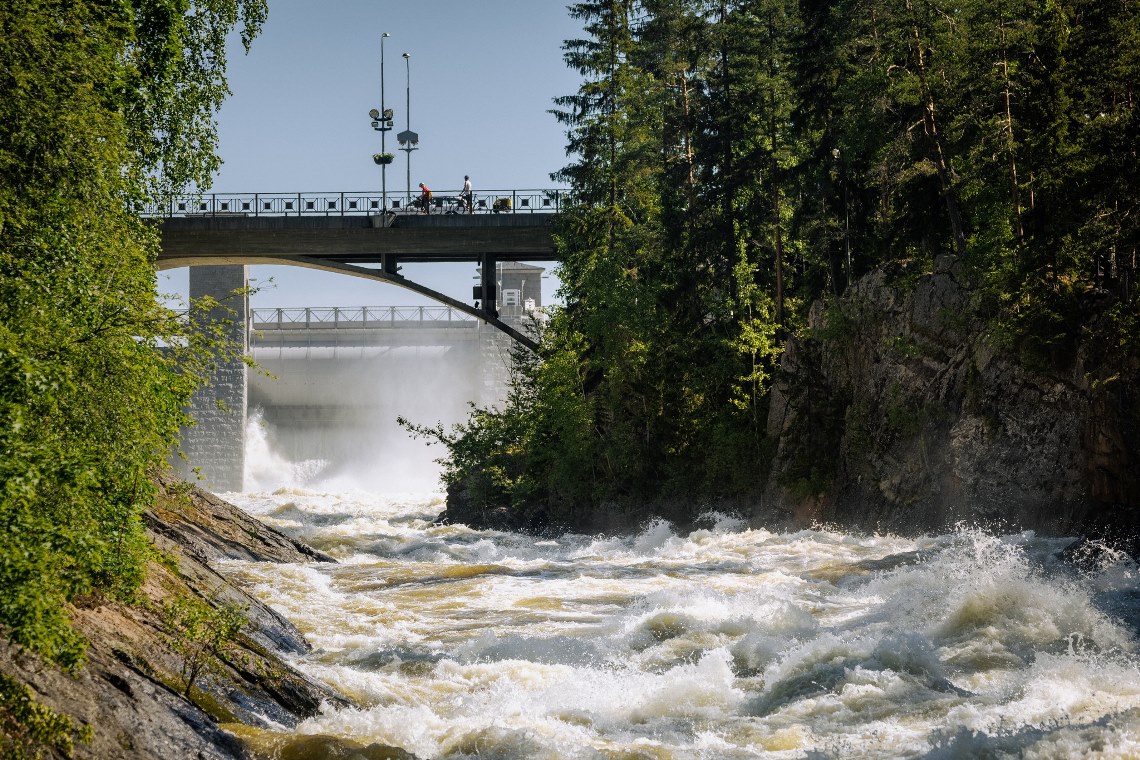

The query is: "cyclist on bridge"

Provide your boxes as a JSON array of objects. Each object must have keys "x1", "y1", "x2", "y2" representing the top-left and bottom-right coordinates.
[{"x1": 460, "y1": 175, "x2": 473, "y2": 213}]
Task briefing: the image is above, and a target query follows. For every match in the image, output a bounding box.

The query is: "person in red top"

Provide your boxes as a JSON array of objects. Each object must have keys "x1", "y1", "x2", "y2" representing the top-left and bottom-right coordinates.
[{"x1": 418, "y1": 182, "x2": 432, "y2": 214}]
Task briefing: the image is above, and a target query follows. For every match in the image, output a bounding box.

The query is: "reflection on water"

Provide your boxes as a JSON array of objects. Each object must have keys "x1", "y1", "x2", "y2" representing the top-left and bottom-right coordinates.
[{"x1": 215, "y1": 486, "x2": 1140, "y2": 759}]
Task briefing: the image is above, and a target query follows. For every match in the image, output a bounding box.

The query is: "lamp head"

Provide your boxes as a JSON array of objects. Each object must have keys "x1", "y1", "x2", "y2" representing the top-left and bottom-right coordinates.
[
  {"x1": 369, "y1": 108, "x2": 380, "y2": 119},
  {"x1": 382, "y1": 32, "x2": 390, "y2": 38},
  {"x1": 402, "y1": 52, "x2": 410, "y2": 59}
]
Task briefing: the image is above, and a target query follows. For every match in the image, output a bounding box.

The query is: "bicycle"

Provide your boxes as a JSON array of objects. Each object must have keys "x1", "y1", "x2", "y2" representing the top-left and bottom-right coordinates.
[{"x1": 444, "y1": 194, "x2": 474, "y2": 215}]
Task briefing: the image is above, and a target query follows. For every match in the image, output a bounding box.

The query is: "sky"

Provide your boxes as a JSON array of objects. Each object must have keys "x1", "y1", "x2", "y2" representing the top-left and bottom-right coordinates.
[{"x1": 158, "y1": 0, "x2": 583, "y2": 310}]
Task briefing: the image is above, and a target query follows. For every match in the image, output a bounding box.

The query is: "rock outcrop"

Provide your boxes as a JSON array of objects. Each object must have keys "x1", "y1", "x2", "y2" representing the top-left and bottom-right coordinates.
[
  {"x1": 760, "y1": 257, "x2": 1140, "y2": 547},
  {"x1": 0, "y1": 476, "x2": 349, "y2": 759}
]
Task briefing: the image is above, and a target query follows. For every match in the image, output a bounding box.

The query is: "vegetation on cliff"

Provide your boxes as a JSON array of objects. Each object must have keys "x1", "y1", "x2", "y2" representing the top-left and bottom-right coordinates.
[
  {"x1": 0, "y1": 0, "x2": 266, "y2": 695},
  {"x1": 426, "y1": 0, "x2": 1138, "y2": 531},
  {"x1": 1, "y1": 477, "x2": 349, "y2": 759}
]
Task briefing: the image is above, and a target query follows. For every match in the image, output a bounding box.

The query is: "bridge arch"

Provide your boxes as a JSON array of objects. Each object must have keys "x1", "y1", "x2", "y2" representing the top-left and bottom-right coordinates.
[
  {"x1": 160, "y1": 253, "x2": 540, "y2": 350},
  {"x1": 157, "y1": 196, "x2": 562, "y2": 351}
]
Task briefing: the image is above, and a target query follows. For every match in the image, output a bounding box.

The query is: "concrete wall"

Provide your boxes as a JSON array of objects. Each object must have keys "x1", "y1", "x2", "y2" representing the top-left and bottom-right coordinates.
[{"x1": 174, "y1": 265, "x2": 248, "y2": 492}]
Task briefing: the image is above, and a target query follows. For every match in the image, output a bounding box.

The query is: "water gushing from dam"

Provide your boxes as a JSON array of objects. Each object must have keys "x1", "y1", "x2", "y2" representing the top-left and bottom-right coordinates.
[{"x1": 214, "y1": 427, "x2": 1140, "y2": 758}]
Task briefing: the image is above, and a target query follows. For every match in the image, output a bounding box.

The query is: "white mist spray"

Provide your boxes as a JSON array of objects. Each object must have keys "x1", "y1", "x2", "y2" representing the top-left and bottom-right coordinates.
[
  {"x1": 244, "y1": 341, "x2": 499, "y2": 495},
  {"x1": 244, "y1": 408, "x2": 332, "y2": 491}
]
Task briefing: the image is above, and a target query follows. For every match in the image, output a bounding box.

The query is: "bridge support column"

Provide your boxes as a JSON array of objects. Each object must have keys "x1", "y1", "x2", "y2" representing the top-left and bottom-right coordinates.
[
  {"x1": 176, "y1": 265, "x2": 249, "y2": 492},
  {"x1": 480, "y1": 253, "x2": 498, "y2": 318},
  {"x1": 382, "y1": 253, "x2": 400, "y2": 277}
]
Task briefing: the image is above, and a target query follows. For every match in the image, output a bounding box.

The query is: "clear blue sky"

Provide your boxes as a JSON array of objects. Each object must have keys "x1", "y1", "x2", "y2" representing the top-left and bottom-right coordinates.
[{"x1": 158, "y1": 0, "x2": 582, "y2": 310}]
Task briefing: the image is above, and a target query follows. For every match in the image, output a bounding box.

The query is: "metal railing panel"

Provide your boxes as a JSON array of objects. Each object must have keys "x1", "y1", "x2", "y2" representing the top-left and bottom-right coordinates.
[
  {"x1": 147, "y1": 190, "x2": 569, "y2": 218},
  {"x1": 250, "y1": 306, "x2": 477, "y2": 329}
]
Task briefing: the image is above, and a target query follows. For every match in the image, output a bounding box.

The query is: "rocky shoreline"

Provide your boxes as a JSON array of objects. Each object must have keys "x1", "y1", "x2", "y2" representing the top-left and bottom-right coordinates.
[{"x1": 0, "y1": 476, "x2": 411, "y2": 759}]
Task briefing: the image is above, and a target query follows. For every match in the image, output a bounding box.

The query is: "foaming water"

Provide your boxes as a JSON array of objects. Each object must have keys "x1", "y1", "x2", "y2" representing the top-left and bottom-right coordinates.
[
  {"x1": 216, "y1": 486, "x2": 1140, "y2": 759},
  {"x1": 244, "y1": 409, "x2": 446, "y2": 494}
]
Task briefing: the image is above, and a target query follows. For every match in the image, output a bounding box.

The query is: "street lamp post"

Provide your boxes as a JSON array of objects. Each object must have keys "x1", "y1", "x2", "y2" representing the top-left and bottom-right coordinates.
[
  {"x1": 369, "y1": 33, "x2": 394, "y2": 218},
  {"x1": 396, "y1": 52, "x2": 419, "y2": 208},
  {"x1": 380, "y1": 32, "x2": 389, "y2": 212}
]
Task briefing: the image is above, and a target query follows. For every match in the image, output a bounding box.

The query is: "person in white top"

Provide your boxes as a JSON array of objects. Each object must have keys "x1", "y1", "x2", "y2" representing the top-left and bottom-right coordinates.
[{"x1": 460, "y1": 175, "x2": 473, "y2": 213}]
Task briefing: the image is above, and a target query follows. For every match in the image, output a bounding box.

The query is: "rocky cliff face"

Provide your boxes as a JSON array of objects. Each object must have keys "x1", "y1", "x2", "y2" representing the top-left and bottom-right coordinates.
[
  {"x1": 760, "y1": 257, "x2": 1140, "y2": 546},
  {"x1": 0, "y1": 477, "x2": 351, "y2": 759}
]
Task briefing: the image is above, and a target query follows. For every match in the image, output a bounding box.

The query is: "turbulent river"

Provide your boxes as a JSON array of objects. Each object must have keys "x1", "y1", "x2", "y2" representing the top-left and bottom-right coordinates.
[
  {"x1": 214, "y1": 423, "x2": 1140, "y2": 758},
  {"x1": 211, "y1": 485, "x2": 1140, "y2": 759}
]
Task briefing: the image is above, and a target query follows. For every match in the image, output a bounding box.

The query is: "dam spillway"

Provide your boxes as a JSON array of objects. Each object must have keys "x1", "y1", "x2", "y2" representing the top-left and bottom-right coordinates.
[{"x1": 246, "y1": 308, "x2": 509, "y2": 489}]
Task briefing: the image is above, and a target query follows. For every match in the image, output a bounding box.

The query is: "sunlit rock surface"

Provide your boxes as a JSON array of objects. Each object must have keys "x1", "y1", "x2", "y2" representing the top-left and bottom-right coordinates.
[{"x1": 0, "y1": 476, "x2": 357, "y2": 759}]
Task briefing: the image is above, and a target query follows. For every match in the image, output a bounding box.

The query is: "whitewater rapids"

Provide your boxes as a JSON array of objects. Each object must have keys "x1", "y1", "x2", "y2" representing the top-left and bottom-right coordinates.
[{"x1": 211, "y1": 484, "x2": 1140, "y2": 759}]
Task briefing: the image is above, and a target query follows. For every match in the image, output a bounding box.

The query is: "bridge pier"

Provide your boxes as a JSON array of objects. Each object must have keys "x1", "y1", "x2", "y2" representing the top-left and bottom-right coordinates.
[
  {"x1": 382, "y1": 253, "x2": 400, "y2": 277},
  {"x1": 175, "y1": 265, "x2": 249, "y2": 492},
  {"x1": 480, "y1": 253, "x2": 498, "y2": 317},
  {"x1": 479, "y1": 320, "x2": 513, "y2": 405}
]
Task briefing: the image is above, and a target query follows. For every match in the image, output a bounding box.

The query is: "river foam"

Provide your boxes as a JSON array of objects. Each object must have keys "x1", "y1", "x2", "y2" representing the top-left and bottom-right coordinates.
[{"x1": 217, "y1": 487, "x2": 1140, "y2": 759}]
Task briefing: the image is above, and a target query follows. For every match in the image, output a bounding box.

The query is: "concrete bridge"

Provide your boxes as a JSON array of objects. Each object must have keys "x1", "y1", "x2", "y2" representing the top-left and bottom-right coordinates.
[
  {"x1": 158, "y1": 192, "x2": 557, "y2": 492},
  {"x1": 155, "y1": 189, "x2": 562, "y2": 346}
]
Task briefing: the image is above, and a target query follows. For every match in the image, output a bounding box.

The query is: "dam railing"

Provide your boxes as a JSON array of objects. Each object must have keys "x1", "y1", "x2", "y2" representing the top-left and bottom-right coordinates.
[{"x1": 250, "y1": 306, "x2": 477, "y2": 329}]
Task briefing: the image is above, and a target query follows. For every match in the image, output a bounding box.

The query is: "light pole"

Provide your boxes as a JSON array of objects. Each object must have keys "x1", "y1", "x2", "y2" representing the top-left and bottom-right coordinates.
[
  {"x1": 380, "y1": 32, "x2": 390, "y2": 212},
  {"x1": 396, "y1": 52, "x2": 419, "y2": 208},
  {"x1": 369, "y1": 34, "x2": 394, "y2": 218}
]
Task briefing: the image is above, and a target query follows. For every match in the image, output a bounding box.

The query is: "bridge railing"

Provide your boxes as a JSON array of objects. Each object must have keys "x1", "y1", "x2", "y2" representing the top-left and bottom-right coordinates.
[
  {"x1": 151, "y1": 189, "x2": 569, "y2": 218},
  {"x1": 251, "y1": 306, "x2": 477, "y2": 329}
]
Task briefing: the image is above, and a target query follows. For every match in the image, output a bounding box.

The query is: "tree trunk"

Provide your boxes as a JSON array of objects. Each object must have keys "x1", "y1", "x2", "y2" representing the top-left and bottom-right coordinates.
[
  {"x1": 999, "y1": 15, "x2": 1025, "y2": 245},
  {"x1": 905, "y1": 0, "x2": 967, "y2": 257}
]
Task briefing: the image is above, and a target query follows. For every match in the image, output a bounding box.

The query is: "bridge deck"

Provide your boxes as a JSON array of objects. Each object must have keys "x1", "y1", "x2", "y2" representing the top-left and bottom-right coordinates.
[{"x1": 156, "y1": 213, "x2": 557, "y2": 268}]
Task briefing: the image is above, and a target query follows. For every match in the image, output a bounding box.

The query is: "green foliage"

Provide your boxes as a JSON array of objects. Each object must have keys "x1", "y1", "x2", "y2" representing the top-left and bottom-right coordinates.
[
  {"x1": 885, "y1": 334, "x2": 924, "y2": 361},
  {"x1": 400, "y1": 405, "x2": 531, "y2": 512},
  {"x1": 162, "y1": 596, "x2": 247, "y2": 699},
  {"x1": 811, "y1": 302, "x2": 858, "y2": 343},
  {"x1": 0, "y1": 672, "x2": 92, "y2": 759},
  {"x1": 401, "y1": 326, "x2": 599, "y2": 514},
  {"x1": 433, "y1": 0, "x2": 1138, "y2": 527},
  {"x1": 0, "y1": 0, "x2": 264, "y2": 668},
  {"x1": 884, "y1": 398, "x2": 929, "y2": 439},
  {"x1": 992, "y1": 278, "x2": 1089, "y2": 372}
]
